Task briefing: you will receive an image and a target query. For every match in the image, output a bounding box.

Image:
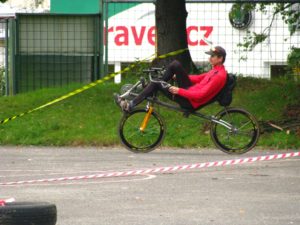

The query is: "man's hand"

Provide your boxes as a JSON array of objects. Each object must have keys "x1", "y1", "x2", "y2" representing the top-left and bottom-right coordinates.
[{"x1": 169, "y1": 86, "x2": 179, "y2": 95}]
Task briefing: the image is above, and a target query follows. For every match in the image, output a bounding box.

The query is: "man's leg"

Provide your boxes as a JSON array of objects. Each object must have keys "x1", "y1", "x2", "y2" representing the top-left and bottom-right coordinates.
[
  {"x1": 131, "y1": 60, "x2": 192, "y2": 106},
  {"x1": 115, "y1": 60, "x2": 193, "y2": 111},
  {"x1": 161, "y1": 60, "x2": 192, "y2": 88},
  {"x1": 131, "y1": 82, "x2": 159, "y2": 106},
  {"x1": 160, "y1": 88, "x2": 194, "y2": 110}
]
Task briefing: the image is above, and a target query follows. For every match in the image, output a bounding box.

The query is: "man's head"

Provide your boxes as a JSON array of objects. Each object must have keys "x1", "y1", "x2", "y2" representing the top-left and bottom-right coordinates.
[{"x1": 205, "y1": 46, "x2": 226, "y2": 66}]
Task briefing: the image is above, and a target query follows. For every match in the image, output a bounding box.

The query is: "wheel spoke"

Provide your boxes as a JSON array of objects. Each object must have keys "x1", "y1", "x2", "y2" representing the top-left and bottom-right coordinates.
[
  {"x1": 238, "y1": 120, "x2": 252, "y2": 130},
  {"x1": 237, "y1": 130, "x2": 254, "y2": 137},
  {"x1": 228, "y1": 134, "x2": 242, "y2": 148},
  {"x1": 125, "y1": 129, "x2": 141, "y2": 140},
  {"x1": 212, "y1": 109, "x2": 259, "y2": 154}
]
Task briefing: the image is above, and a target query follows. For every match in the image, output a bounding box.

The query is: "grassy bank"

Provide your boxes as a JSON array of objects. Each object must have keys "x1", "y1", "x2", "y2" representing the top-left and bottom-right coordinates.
[{"x1": 0, "y1": 77, "x2": 299, "y2": 149}]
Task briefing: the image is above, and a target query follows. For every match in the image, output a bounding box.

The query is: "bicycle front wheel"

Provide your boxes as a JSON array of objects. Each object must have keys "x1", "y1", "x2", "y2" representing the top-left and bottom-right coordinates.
[
  {"x1": 210, "y1": 107, "x2": 260, "y2": 154},
  {"x1": 118, "y1": 109, "x2": 166, "y2": 153}
]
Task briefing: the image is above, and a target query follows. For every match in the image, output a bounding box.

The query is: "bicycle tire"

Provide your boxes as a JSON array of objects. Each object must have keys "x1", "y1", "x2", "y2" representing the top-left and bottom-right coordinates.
[
  {"x1": 118, "y1": 109, "x2": 166, "y2": 153},
  {"x1": 210, "y1": 107, "x2": 260, "y2": 154}
]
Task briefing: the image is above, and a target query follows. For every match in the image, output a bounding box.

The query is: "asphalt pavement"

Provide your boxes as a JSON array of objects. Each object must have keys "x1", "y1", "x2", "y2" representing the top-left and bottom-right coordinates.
[{"x1": 0, "y1": 147, "x2": 299, "y2": 225}]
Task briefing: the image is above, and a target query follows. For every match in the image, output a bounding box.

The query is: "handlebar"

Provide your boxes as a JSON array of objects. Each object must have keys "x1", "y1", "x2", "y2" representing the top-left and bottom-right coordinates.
[
  {"x1": 142, "y1": 67, "x2": 171, "y2": 89},
  {"x1": 142, "y1": 67, "x2": 165, "y2": 73},
  {"x1": 148, "y1": 74, "x2": 171, "y2": 90}
]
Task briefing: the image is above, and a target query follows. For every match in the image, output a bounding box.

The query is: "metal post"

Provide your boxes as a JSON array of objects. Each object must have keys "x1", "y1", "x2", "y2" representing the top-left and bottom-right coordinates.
[
  {"x1": 5, "y1": 19, "x2": 9, "y2": 96},
  {"x1": 94, "y1": 15, "x2": 101, "y2": 81},
  {"x1": 99, "y1": 0, "x2": 105, "y2": 78},
  {"x1": 8, "y1": 18, "x2": 16, "y2": 95},
  {"x1": 104, "y1": 0, "x2": 109, "y2": 76},
  {"x1": 114, "y1": 62, "x2": 121, "y2": 83},
  {"x1": 97, "y1": 14, "x2": 102, "y2": 80}
]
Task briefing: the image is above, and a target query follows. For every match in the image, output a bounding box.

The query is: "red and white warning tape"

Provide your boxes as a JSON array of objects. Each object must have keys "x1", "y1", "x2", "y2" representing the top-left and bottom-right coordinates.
[
  {"x1": 0, "y1": 151, "x2": 299, "y2": 186},
  {"x1": 0, "y1": 198, "x2": 16, "y2": 206}
]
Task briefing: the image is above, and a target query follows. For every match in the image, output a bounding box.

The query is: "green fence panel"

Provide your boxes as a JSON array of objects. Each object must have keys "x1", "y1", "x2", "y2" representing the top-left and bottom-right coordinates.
[{"x1": 14, "y1": 13, "x2": 101, "y2": 93}]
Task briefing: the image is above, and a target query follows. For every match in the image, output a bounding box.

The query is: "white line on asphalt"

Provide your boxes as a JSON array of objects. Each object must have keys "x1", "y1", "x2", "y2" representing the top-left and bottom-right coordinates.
[{"x1": 0, "y1": 174, "x2": 157, "y2": 187}]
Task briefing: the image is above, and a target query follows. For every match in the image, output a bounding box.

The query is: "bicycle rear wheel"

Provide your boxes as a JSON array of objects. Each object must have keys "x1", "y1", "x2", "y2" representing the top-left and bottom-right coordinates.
[
  {"x1": 118, "y1": 109, "x2": 165, "y2": 153},
  {"x1": 210, "y1": 107, "x2": 260, "y2": 154}
]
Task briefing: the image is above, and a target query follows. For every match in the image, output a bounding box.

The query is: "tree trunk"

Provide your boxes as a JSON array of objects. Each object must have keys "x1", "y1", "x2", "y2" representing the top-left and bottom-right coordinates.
[{"x1": 153, "y1": 0, "x2": 196, "y2": 73}]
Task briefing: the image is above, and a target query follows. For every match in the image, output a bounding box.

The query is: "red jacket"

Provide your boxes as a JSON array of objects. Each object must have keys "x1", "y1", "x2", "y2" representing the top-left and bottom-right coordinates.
[{"x1": 178, "y1": 65, "x2": 227, "y2": 109}]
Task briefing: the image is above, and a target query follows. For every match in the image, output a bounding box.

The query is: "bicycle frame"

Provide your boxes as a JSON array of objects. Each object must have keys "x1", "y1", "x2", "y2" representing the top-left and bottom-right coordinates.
[
  {"x1": 145, "y1": 97, "x2": 233, "y2": 130},
  {"x1": 120, "y1": 78, "x2": 234, "y2": 131}
]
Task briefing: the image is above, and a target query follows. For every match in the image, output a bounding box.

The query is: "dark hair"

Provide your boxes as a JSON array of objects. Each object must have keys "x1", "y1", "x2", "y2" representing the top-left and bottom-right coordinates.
[{"x1": 217, "y1": 55, "x2": 226, "y2": 64}]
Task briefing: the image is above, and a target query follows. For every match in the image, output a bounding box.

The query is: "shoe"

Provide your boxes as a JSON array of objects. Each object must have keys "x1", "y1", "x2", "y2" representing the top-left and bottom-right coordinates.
[
  {"x1": 119, "y1": 100, "x2": 133, "y2": 112},
  {"x1": 113, "y1": 93, "x2": 122, "y2": 106},
  {"x1": 114, "y1": 93, "x2": 133, "y2": 112}
]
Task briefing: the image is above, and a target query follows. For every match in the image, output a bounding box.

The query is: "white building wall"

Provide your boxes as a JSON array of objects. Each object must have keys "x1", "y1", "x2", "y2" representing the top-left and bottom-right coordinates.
[
  {"x1": 0, "y1": 0, "x2": 50, "y2": 67},
  {"x1": 3, "y1": 0, "x2": 50, "y2": 12}
]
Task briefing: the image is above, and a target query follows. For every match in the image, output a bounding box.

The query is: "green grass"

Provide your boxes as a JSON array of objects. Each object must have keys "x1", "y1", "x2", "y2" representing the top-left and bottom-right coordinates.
[{"x1": 0, "y1": 77, "x2": 299, "y2": 149}]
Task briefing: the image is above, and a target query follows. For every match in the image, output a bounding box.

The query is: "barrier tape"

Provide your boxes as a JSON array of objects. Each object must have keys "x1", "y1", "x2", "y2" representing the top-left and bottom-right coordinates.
[
  {"x1": 0, "y1": 198, "x2": 15, "y2": 206},
  {"x1": 0, "y1": 151, "x2": 299, "y2": 186},
  {"x1": 0, "y1": 48, "x2": 188, "y2": 125}
]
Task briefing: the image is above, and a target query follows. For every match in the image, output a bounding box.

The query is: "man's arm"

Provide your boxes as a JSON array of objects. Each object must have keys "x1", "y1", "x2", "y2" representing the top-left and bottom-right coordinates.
[{"x1": 188, "y1": 73, "x2": 207, "y2": 84}]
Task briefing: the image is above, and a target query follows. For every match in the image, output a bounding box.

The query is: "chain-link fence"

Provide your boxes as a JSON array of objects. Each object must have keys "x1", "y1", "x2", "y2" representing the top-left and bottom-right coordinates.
[
  {"x1": 13, "y1": 13, "x2": 102, "y2": 93},
  {"x1": 1, "y1": 1, "x2": 299, "y2": 95},
  {"x1": 104, "y1": 0, "x2": 300, "y2": 81}
]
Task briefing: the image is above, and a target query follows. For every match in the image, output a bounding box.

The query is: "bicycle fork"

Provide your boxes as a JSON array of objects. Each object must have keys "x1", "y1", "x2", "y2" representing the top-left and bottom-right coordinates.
[{"x1": 140, "y1": 106, "x2": 153, "y2": 132}]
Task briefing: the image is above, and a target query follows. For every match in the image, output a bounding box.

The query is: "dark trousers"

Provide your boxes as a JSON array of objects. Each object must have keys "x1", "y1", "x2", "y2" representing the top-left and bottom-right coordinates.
[{"x1": 131, "y1": 60, "x2": 194, "y2": 109}]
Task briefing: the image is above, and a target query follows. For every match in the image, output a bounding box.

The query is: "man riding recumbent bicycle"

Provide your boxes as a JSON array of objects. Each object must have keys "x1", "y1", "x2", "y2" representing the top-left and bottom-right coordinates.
[{"x1": 114, "y1": 46, "x2": 260, "y2": 154}]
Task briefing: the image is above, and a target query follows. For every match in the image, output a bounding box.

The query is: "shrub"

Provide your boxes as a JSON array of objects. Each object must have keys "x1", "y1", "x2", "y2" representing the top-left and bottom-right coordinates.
[{"x1": 287, "y1": 47, "x2": 300, "y2": 82}]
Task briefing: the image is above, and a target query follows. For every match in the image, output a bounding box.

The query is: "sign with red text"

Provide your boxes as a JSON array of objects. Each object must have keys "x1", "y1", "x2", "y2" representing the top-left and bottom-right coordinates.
[{"x1": 107, "y1": 3, "x2": 299, "y2": 78}]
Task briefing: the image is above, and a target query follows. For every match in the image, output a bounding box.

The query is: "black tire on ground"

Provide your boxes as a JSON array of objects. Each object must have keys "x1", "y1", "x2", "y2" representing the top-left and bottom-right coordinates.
[{"x1": 0, "y1": 202, "x2": 57, "y2": 225}]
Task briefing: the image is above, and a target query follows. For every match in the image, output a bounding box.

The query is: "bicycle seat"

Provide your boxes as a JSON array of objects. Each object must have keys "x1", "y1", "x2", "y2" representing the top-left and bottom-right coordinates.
[{"x1": 180, "y1": 97, "x2": 218, "y2": 117}]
